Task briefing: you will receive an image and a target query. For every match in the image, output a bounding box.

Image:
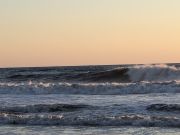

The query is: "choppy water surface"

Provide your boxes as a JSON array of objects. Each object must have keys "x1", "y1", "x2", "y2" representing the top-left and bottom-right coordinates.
[{"x1": 0, "y1": 64, "x2": 180, "y2": 134}]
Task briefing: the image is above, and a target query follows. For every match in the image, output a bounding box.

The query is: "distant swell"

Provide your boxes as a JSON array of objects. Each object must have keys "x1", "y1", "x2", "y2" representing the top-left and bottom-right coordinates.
[
  {"x1": 0, "y1": 104, "x2": 89, "y2": 113},
  {"x1": 0, "y1": 113, "x2": 179, "y2": 127}
]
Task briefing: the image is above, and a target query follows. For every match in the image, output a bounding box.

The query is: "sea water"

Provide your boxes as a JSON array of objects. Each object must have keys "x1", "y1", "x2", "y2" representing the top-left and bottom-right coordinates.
[{"x1": 0, "y1": 64, "x2": 180, "y2": 134}]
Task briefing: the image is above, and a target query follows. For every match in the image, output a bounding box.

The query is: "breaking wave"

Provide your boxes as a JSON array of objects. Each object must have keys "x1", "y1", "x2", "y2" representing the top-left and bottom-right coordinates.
[
  {"x1": 65, "y1": 64, "x2": 180, "y2": 83},
  {"x1": 127, "y1": 64, "x2": 180, "y2": 82},
  {"x1": 3, "y1": 64, "x2": 180, "y2": 83},
  {"x1": 83, "y1": 64, "x2": 180, "y2": 82}
]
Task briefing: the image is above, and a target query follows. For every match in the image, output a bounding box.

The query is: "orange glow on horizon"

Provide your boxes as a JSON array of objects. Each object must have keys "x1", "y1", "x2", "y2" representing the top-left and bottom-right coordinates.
[{"x1": 0, "y1": 0, "x2": 180, "y2": 67}]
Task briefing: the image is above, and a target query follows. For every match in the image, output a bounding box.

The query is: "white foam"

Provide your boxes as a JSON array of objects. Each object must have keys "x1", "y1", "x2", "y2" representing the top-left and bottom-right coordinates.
[
  {"x1": 127, "y1": 64, "x2": 180, "y2": 82},
  {"x1": 0, "y1": 81, "x2": 180, "y2": 95}
]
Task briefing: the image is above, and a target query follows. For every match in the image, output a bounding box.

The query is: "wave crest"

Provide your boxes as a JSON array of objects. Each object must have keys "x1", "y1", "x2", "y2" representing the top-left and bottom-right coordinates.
[{"x1": 127, "y1": 64, "x2": 180, "y2": 82}]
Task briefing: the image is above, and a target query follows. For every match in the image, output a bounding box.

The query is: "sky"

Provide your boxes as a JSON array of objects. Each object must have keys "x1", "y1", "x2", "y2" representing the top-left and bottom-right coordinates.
[{"x1": 0, "y1": 0, "x2": 180, "y2": 67}]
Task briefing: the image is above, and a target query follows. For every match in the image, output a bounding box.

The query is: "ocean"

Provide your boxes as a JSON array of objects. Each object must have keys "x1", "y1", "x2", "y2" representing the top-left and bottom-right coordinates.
[{"x1": 0, "y1": 64, "x2": 180, "y2": 135}]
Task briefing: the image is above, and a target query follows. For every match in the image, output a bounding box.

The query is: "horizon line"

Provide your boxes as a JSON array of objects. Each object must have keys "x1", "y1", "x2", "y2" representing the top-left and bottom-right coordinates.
[{"x1": 0, "y1": 62, "x2": 179, "y2": 69}]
